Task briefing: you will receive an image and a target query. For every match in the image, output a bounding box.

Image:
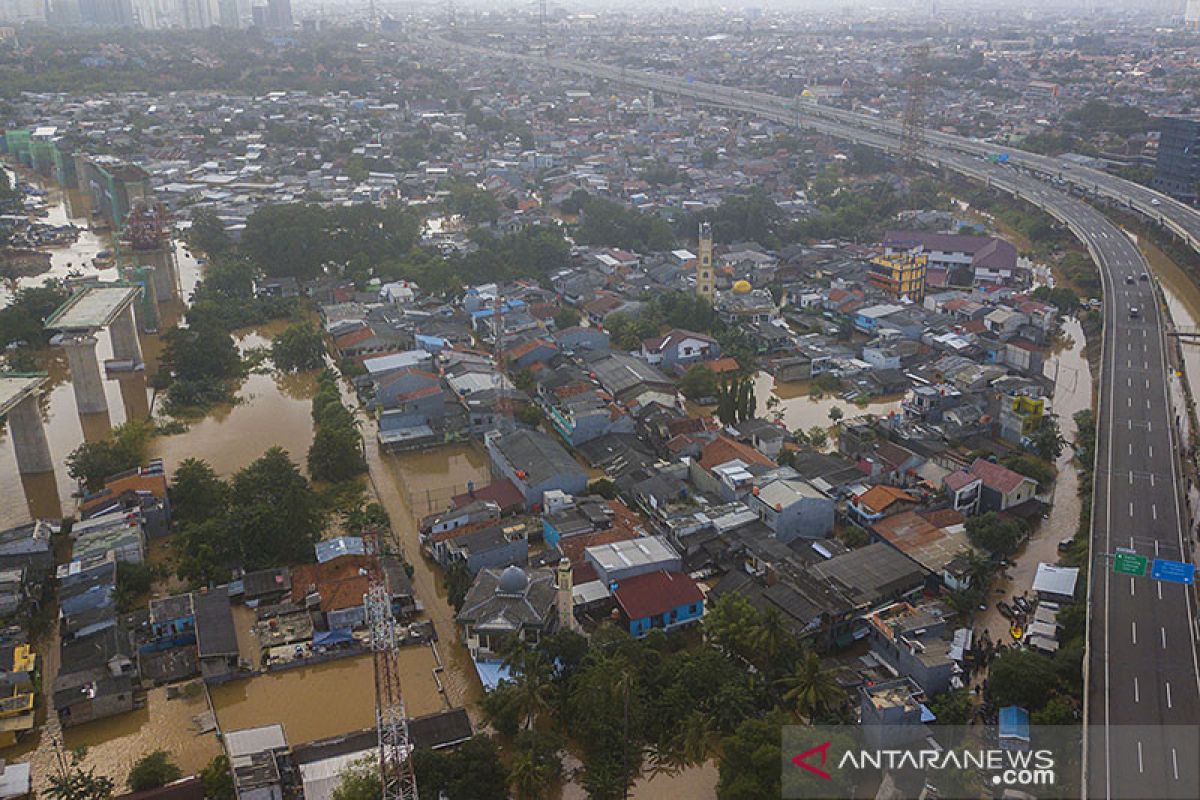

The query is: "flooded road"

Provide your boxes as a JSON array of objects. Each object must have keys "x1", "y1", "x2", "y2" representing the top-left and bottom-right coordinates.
[
  {"x1": 977, "y1": 317, "x2": 1092, "y2": 642},
  {"x1": 364, "y1": 436, "x2": 491, "y2": 711}
]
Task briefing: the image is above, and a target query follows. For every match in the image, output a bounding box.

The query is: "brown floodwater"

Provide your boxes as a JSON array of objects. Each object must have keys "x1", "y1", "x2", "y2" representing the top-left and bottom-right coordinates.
[
  {"x1": 366, "y1": 439, "x2": 492, "y2": 710},
  {"x1": 209, "y1": 646, "x2": 446, "y2": 747},
  {"x1": 976, "y1": 317, "x2": 1093, "y2": 642},
  {"x1": 150, "y1": 324, "x2": 320, "y2": 478}
]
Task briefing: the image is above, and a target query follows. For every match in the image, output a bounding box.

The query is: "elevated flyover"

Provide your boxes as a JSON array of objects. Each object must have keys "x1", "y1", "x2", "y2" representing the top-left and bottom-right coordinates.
[
  {"x1": 437, "y1": 39, "x2": 1200, "y2": 799},
  {"x1": 44, "y1": 283, "x2": 143, "y2": 416}
]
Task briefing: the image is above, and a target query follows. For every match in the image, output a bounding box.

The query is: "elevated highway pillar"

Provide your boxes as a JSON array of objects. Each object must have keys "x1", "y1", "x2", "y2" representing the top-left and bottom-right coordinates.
[
  {"x1": 7, "y1": 394, "x2": 52, "y2": 475},
  {"x1": 108, "y1": 305, "x2": 143, "y2": 366},
  {"x1": 63, "y1": 334, "x2": 108, "y2": 415}
]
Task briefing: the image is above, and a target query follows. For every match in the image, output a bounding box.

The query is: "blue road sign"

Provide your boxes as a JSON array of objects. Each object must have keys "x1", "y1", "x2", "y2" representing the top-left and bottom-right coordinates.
[{"x1": 1151, "y1": 558, "x2": 1196, "y2": 585}]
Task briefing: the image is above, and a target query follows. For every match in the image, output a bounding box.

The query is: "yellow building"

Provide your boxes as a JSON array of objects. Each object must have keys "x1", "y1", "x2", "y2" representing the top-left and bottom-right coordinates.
[
  {"x1": 0, "y1": 643, "x2": 36, "y2": 747},
  {"x1": 696, "y1": 221, "x2": 715, "y2": 302},
  {"x1": 868, "y1": 251, "x2": 929, "y2": 302}
]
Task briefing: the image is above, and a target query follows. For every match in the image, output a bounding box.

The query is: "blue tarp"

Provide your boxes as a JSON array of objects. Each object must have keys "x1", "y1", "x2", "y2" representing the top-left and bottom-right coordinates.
[
  {"x1": 473, "y1": 660, "x2": 513, "y2": 691},
  {"x1": 314, "y1": 628, "x2": 354, "y2": 647},
  {"x1": 999, "y1": 706, "x2": 1031, "y2": 744}
]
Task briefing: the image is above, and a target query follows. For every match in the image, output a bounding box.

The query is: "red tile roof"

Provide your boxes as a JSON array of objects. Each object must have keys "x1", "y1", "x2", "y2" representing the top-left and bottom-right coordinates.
[
  {"x1": 698, "y1": 435, "x2": 776, "y2": 470},
  {"x1": 969, "y1": 458, "x2": 1035, "y2": 494},
  {"x1": 613, "y1": 570, "x2": 704, "y2": 620}
]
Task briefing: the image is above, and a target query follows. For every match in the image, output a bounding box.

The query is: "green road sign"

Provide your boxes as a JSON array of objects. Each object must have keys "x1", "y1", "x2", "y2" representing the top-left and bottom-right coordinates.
[{"x1": 1113, "y1": 551, "x2": 1148, "y2": 577}]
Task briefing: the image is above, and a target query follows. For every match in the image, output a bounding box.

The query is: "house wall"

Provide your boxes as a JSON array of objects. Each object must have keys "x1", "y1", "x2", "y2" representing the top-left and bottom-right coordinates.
[
  {"x1": 627, "y1": 600, "x2": 704, "y2": 637},
  {"x1": 465, "y1": 537, "x2": 529, "y2": 575}
]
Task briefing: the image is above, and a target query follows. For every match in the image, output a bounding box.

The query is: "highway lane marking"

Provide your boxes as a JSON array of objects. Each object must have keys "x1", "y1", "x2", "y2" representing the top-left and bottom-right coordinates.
[
  {"x1": 1134, "y1": 676, "x2": 1140, "y2": 702},
  {"x1": 1151, "y1": 474, "x2": 1156, "y2": 487},
  {"x1": 1159, "y1": 582, "x2": 1164, "y2": 600},
  {"x1": 1166, "y1": 681, "x2": 1173, "y2": 709},
  {"x1": 1130, "y1": 502, "x2": 1135, "y2": 517},
  {"x1": 1129, "y1": 443, "x2": 1133, "y2": 455},
  {"x1": 1127, "y1": 397, "x2": 1131, "y2": 408},
  {"x1": 1153, "y1": 504, "x2": 1158, "y2": 521},
  {"x1": 1132, "y1": 621, "x2": 1137, "y2": 645},
  {"x1": 1156, "y1": 540, "x2": 1161, "y2": 556},
  {"x1": 1162, "y1": 627, "x2": 1167, "y2": 649},
  {"x1": 1172, "y1": 748, "x2": 1179, "y2": 781},
  {"x1": 1137, "y1": 740, "x2": 1144, "y2": 773},
  {"x1": 1150, "y1": 445, "x2": 1154, "y2": 459},
  {"x1": 1131, "y1": 578, "x2": 1136, "y2": 595}
]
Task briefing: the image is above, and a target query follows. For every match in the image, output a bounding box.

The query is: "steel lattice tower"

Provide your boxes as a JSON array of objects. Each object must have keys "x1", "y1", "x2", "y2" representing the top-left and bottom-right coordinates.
[
  {"x1": 901, "y1": 43, "x2": 931, "y2": 166},
  {"x1": 365, "y1": 537, "x2": 419, "y2": 800}
]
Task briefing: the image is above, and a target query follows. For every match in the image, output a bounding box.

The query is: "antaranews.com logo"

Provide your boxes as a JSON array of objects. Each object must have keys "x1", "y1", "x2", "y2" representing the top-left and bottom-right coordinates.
[{"x1": 782, "y1": 725, "x2": 1079, "y2": 800}]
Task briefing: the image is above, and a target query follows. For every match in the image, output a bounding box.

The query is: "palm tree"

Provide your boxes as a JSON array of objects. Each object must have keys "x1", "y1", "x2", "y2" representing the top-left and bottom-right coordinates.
[
  {"x1": 776, "y1": 650, "x2": 845, "y2": 722},
  {"x1": 750, "y1": 607, "x2": 791, "y2": 673},
  {"x1": 509, "y1": 749, "x2": 551, "y2": 800},
  {"x1": 503, "y1": 644, "x2": 553, "y2": 730}
]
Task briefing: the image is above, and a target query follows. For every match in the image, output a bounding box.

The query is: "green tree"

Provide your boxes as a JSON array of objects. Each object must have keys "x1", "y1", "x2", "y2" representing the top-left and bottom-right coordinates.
[
  {"x1": 807, "y1": 426, "x2": 828, "y2": 449},
  {"x1": 509, "y1": 729, "x2": 563, "y2": 799},
  {"x1": 230, "y1": 447, "x2": 325, "y2": 568},
  {"x1": 47, "y1": 746, "x2": 114, "y2": 800},
  {"x1": 66, "y1": 420, "x2": 154, "y2": 492},
  {"x1": 1030, "y1": 414, "x2": 1066, "y2": 461},
  {"x1": 308, "y1": 422, "x2": 366, "y2": 483},
  {"x1": 199, "y1": 756, "x2": 234, "y2": 800},
  {"x1": 776, "y1": 650, "x2": 844, "y2": 721},
  {"x1": 330, "y1": 757, "x2": 380, "y2": 800},
  {"x1": 444, "y1": 560, "x2": 472, "y2": 613},
  {"x1": 828, "y1": 406, "x2": 843, "y2": 425},
  {"x1": 412, "y1": 735, "x2": 509, "y2": 800},
  {"x1": 186, "y1": 209, "x2": 232, "y2": 257},
  {"x1": 965, "y1": 512, "x2": 1025, "y2": 558},
  {"x1": 127, "y1": 751, "x2": 181, "y2": 792},
  {"x1": 553, "y1": 305, "x2": 581, "y2": 330},
  {"x1": 161, "y1": 319, "x2": 243, "y2": 412},
  {"x1": 1031, "y1": 695, "x2": 1076, "y2": 725},
  {"x1": 501, "y1": 644, "x2": 554, "y2": 730},
  {"x1": 717, "y1": 715, "x2": 782, "y2": 800},
  {"x1": 588, "y1": 478, "x2": 619, "y2": 500},
  {"x1": 988, "y1": 648, "x2": 1059, "y2": 709},
  {"x1": 927, "y1": 689, "x2": 973, "y2": 725},
  {"x1": 271, "y1": 322, "x2": 326, "y2": 372},
  {"x1": 169, "y1": 458, "x2": 229, "y2": 528}
]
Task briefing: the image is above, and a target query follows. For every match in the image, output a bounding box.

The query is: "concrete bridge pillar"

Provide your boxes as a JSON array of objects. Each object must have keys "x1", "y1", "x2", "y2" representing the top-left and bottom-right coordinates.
[
  {"x1": 6, "y1": 394, "x2": 53, "y2": 475},
  {"x1": 63, "y1": 334, "x2": 108, "y2": 415},
  {"x1": 109, "y1": 305, "x2": 143, "y2": 365}
]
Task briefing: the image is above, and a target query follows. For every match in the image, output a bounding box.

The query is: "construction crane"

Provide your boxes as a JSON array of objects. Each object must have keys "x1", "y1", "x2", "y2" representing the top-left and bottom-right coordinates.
[{"x1": 364, "y1": 534, "x2": 419, "y2": 800}]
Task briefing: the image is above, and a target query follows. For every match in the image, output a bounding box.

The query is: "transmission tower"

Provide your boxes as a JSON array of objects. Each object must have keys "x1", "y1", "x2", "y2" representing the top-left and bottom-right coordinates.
[
  {"x1": 365, "y1": 535, "x2": 419, "y2": 800},
  {"x1": 900, "y1": 42, "x2": 931, "y2": 166}
]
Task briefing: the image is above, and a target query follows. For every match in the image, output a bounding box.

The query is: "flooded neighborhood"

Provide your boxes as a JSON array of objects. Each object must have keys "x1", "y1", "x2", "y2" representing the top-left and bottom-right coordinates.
[{"x1": 4, "y1": 8, "x2": 1200, "y2": 800}]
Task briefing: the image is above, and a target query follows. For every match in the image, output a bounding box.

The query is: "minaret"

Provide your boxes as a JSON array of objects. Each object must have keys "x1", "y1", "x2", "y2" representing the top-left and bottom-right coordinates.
[
  {"x1": 696, "y1": 221, "x2": 715, "y2": 302},
  {"x1": 556, "y1": 558, "x2": 581, "y2": 634}
]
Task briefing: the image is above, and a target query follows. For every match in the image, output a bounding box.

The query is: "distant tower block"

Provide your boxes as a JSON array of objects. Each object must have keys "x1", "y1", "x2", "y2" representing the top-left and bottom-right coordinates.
[
  {"x1": 0, "y1": 374, "x2": 53, "y2": 475},
  {"x1": 1189, "y1": 0, "x2": 1200, "y2": 32},
  {"x1": 696, "y1": 221, "x2": 715, "y2": 302}
]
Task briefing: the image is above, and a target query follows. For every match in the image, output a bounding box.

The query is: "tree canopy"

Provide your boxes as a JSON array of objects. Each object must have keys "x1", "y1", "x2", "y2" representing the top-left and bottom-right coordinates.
[{"x1": 172, "y1": 448, "x2": 325, "y2": 586}]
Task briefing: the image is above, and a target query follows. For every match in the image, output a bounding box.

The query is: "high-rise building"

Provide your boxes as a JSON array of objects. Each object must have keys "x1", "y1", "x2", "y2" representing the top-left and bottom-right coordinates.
[
  {"x1": 1153, "y1": 116, "x2": 1200, "y2": 203},
  {"x1": 79, "y1": 0, "x2": 134, "y2": 26},
  {"x1": 0, "y1": 0, "x2": 46, "y2": 23},
  {"x1": 695, "y1": 221, "x2": 715, "y2": 302},
  {"x1": 1187, "y1": 0, "x2": 1200, "y2": 32}
]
